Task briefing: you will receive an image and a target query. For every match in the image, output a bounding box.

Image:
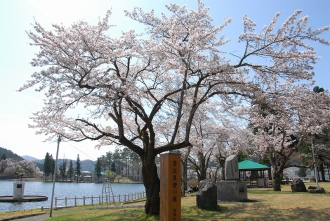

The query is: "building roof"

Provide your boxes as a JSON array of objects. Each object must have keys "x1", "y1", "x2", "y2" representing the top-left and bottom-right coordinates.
[{"x1": 238, "y1": 160, "x2": 270, "y2": 170}]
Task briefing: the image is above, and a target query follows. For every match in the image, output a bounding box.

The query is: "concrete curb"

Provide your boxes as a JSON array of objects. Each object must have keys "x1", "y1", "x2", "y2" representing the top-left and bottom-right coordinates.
[{"x1": 0, "y1": 212, "x2": 46, "y2": 221}]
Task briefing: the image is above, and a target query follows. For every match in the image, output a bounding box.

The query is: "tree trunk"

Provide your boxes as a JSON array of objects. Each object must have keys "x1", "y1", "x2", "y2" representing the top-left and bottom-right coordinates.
[
  {"x1": 141, "y1": 155, "x2": 160, "y2": 215},
  {"x1": 198, "y1": 164, "x2": 207, "y2": 182},
  {"x1": 272, "y1": 170, "x2": 281, "y2": 191},
  {"x1": 221, "y1": 169, "x2": 225, "y2": 180},
  {"x1": 197, "y1": 153, "x2": 207, "y2": 182},
  {"x1": 320, "y1": 164, "x2": 325, "y2": 181},
  {"x1": 182, "y1": 161, "x2": 188, "y2": 190}
]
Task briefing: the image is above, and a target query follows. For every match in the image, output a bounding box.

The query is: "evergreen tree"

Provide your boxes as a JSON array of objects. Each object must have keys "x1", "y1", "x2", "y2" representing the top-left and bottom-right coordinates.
[
  {"x1": 59, "y1": 160, "x2": 67, "y2": 181},
  {"x1": 43, "y1": 152, "x2": 52, "y2": 181},
  {"x1": 111, "y1": 162, "x2": 116, "y2": 173},
  {"x1": 49, "y1": 154, "x2": 55, "y2": 181},
  {"x1": 0, "y1": 147, "x2": 24, "y2": 161},
  {"x1": 237, "y1": 150, "x2": 248, "y2": 162},
  {"x1": 67, "y1": 160, "x2": 74, "y2": 181},
  {"x1": 1, "y1": 153, "x2": 6, "y2": 160},
  {"x1": 94, "y1": 157, "x2": 102, "y2": 182},
  {"x1": 75, "y1": 154, "x2": 81, "y2": 183},
  {"x1": 105, "y1": 152, "x2": 113, "y2": 171},
  {"x1": 298, "y1": 168, "x2": 307, "y2": 178},
  {"x1": 313, "y1": 86, "x2": 325, "y2": 93},
  {"x1": 113, "y1": 148, "x2": 122, "y2": 175}
]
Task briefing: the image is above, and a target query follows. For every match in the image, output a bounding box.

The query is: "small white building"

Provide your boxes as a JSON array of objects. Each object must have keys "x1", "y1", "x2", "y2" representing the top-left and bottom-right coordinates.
[
  {"x1": 283, "y1": 166, "x2": 330, "y2": 182},
  {"x1": 80, "y1": 171, "x2": 92, "y2": 183}
]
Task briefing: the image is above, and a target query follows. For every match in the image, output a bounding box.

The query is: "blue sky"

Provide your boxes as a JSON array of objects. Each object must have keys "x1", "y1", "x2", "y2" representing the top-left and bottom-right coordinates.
[{"x1": 0, "y1": 0, "x2": 329, "y2": 161}]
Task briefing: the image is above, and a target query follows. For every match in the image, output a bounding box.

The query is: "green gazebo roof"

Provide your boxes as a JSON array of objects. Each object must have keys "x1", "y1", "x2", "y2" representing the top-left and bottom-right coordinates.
[{"x1": 238, "y1": 160, "x2": 270, "y2": 170}]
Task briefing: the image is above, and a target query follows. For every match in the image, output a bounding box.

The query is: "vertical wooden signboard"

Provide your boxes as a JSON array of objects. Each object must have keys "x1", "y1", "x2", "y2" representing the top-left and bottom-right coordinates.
[{"x1": 160, "y1": 151, "x2": 181, "y2": 221}]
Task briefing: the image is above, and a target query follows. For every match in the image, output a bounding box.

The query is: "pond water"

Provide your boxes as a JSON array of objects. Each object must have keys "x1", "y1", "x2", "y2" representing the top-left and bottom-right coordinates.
[{"x1": 0, "y1": 181, "x2": 145, "y2": 212}]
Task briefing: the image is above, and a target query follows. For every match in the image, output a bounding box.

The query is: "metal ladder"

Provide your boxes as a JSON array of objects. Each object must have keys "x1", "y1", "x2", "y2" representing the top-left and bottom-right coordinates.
[{"x1": 102, "y1": 178, "x2": 114, "y2": 205}]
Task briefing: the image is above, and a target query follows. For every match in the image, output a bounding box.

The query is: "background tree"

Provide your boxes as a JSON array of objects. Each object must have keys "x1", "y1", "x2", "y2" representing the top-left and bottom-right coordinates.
[
  {"x1": 1, "y1": 153, "x2": 6, "y2": 160},
  {"x1": 67, "y1": 160, "x2": 74, "y2": 181},
  {"x1": 49, "y1": 154, "x2": 55, "y2": 181},
  {"x1": 313, "y1": 86, "x2": 325, "y2": 93},
  {"x1": 250, "y1": 86, "x2": 330, "y2": 191},
  {"x1": 237, "y1": 151, "x2": 248, "y2": 162},
  {"x1": 105, "y1": 152, "x2": 113, "y2": 171},
  {"x1": 180, "y1": 147, "x2": 191, "y2": 190},
  {"x1": 105, "y1": 169, "x2": 115, "y2": 181},
  {"x1": 94, "y1": 157, "x2": 102, "y2": 182},
  {"x1": 0, "y1": 159, "x2": 42, "y2": 178},
  {"x1": 20, "y1": 1, "x2": 330, "y2": 214},
  {"x1": 75, "y1": 154, "x2": 81, "y2": 183},
  {"x1": 115, "y1": 175, "x2": 122, "y2": 183},
  {"x1": 187, "y1": 107, "x2": 215, "y2": 182},
  {"x1": 112, "y1": 149, "x2": 122, "y2": 176},
  {"x1": 59, "y1": 159, "x2": 67, "y2": 181},
  {"x1": 283, "y1": 87, "x2": 330, "y2": 182},
  {"x1": 297, "y1": 168, "x2": 307, "y2": 178},
  {"x1": 311, "y1": 87, "x2": 330, "y2": 182},
  {"x1": 43, "y1": 152, "x2": 52, "y2": 181}
]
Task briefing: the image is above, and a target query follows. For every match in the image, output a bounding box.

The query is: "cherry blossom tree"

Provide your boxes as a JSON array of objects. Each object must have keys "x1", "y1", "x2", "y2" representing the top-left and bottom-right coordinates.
[
  {"x1": 0, "y1": 159, "x2": 42, "y2": 178},
  {"x1": 250, "y1": 84, "x2": 330, "y2": 191},
  {"x1": 185, "y1": 102, "x2": 233, "y2": 182},
  {"x1": 20, "y1": 0, "x2": 329, "y2": 214}
]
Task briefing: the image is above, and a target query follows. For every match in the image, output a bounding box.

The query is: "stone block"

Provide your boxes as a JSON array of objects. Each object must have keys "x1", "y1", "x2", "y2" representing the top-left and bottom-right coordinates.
[
  {"x1": 217, "y1": 180, "x2": 248, "y2": 202},
  {"x1": 307, "y1": 186, "x2": 325, "y2": 194}
]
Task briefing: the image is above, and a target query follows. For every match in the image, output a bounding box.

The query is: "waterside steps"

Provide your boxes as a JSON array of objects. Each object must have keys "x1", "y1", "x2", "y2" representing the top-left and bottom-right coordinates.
[{"x1": 0, "y1": 195, "x2": 48, "y2": 202}]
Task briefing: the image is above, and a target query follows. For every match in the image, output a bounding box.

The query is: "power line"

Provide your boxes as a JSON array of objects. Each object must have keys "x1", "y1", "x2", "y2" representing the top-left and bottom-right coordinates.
[{"x1": 67, "y1": 142, "x2": 96, "y2": 161}]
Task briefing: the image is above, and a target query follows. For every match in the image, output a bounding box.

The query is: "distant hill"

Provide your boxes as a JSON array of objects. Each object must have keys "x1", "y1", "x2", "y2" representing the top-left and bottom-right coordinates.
[
  {"x1": 0, "y1": 147, "x2": 24, "y2": 161},
  {"x1": 0, "y1": 148, "x2": 42, "y2": 179},
  {"x1": 22, "y1": 155, "x2": 39, "y2": 161},
  {"x1": 23, "y1": 156, "x2": 96, "y2": 173}
]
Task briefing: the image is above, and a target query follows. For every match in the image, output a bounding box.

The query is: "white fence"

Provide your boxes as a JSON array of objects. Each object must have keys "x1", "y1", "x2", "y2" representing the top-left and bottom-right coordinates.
[{"x1": 54, "y1": 191, "x2": 146, "y2": 208}]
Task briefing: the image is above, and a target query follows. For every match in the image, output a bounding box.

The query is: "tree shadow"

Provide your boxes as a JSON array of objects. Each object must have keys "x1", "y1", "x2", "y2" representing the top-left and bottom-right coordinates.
[{"x1": 220, "y1": 201, "x2": 330, "y2": 220}]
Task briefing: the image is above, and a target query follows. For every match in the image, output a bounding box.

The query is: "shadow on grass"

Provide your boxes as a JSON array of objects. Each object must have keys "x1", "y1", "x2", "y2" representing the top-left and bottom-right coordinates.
[
  {"x1": 219, "y1": 202, "x2": 330, "y2": 220},
  {"x1": 181, "y1": 196, "x2": 330, "y2": 221}
]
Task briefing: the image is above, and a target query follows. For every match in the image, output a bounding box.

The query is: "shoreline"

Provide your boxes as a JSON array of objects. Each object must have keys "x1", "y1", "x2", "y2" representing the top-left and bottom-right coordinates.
[{"x1": 0, "y1": 179, "x2": 143, "y2": 184}]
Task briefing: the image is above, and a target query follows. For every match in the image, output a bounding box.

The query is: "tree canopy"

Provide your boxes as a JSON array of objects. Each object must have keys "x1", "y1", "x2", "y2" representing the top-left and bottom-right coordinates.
[{"x1": 20, "y1": 0, "x2": 330, "y2": 214}]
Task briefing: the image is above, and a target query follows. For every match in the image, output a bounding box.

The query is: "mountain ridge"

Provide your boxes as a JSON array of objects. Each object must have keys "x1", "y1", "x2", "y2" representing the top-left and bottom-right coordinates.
[
  {"x1": 22, "y1": 155, "x2": 96, "y2": 173},
  {"x1": 0, "y1": 147, "x2": 24, "y2": 161}
]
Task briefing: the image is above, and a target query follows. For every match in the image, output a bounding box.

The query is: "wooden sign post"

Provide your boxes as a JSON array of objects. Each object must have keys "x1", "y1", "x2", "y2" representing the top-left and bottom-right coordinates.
[{"x1": 160, "y1": 151, "x2": 181, "y2": 221}]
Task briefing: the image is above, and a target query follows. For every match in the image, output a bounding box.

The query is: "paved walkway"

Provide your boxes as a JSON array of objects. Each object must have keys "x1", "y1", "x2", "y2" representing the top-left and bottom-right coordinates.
[{"x1": 2, "y1": 213, "x2": 49, "y2": 221}]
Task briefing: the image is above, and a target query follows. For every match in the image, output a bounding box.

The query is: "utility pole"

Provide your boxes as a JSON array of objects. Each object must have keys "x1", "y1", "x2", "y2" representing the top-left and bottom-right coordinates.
[
  {"x1": 50, "y1": 135, "x2": 61, "y2": 217},
  {"x1": 311, "y1": 136, "x2": 319, "y2": 187}
]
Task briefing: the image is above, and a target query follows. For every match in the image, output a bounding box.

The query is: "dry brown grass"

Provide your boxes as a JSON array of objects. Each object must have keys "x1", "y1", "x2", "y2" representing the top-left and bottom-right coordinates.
[
  {"x1": 1, "y1": 182, "x2": 329, "y2": 220},
  {"x1": 181, "y1": 182, "x2": 330, "y2": 220}
]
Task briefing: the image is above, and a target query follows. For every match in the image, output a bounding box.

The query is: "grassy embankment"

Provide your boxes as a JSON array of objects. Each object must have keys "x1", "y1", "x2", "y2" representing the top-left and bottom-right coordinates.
[{"x1": 1, "y1": 182, "x2": 329, "y2": 221}]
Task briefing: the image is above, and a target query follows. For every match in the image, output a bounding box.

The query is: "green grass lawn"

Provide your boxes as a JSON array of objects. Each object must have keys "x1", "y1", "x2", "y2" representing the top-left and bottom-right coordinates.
[{"x1": 1, "y1": 182, "x2": 329, "y2": 221}]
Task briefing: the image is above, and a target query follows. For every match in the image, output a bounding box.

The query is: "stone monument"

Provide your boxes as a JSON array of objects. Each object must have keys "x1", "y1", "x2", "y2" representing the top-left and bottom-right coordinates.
[
  {"x1": 196, "y1": 179, "x2": 218, "y2": 210},
  {"x1": 291, "y1": 178, "x2": 307, "y2": 192},
  {"x1": 225, "y1": 155, "x2": 239, "y2": 180},
  {"x1": 0, "y1": 171, "x2": 48, "y2": 202},
  {"x1": 13, "y1": 172, "x2": 25, "y2": 201},
  {"x1": 216, "y1": 155, "x2": 248, "y2": 201}
]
